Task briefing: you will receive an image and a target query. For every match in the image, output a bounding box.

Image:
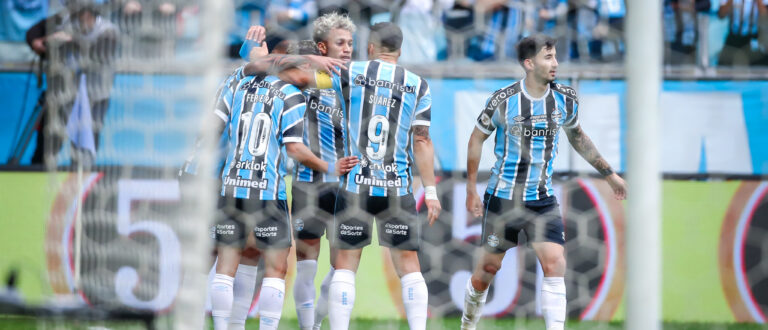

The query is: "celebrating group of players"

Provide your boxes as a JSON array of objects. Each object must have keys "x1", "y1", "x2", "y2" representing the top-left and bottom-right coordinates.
[{"x1": 185, "y1": 10, "x2": 627, "y2": 330}]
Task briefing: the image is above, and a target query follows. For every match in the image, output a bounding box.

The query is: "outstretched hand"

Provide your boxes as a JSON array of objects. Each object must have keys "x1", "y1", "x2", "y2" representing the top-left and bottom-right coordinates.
[
  {"x1": 605, "y1": 173, "x2": 627, "y2": 200},
  {"x1": 334, "y1": 156, "x2": 359, "y2": 176},
  {"x1": 304, "y1": 55, "x2": 347, "y2": 76},
  {"x1": 425, "y1": 199, "x2": 442, "y2": 226}
]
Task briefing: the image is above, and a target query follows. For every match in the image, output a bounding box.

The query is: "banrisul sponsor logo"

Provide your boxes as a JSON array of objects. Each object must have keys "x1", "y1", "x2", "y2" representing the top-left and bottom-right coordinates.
[{"x1": 353, "y1": 74, "x2": 415, "y2": 93}]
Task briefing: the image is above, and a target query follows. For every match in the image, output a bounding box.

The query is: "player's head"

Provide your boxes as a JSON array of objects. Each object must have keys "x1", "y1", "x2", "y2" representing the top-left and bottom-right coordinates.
[
  {"x1": 312, "y1": 12, "x2": 356, "y2": 62},
  {"x1": 516, "y1": 34, "x2": 558, "y2": 83},
  {"x1": 368, "y1": 22, "x2": 402, "y2": 60},
  {"x1": 288, "y1": 40, "x2": 321, "y2": 56}
]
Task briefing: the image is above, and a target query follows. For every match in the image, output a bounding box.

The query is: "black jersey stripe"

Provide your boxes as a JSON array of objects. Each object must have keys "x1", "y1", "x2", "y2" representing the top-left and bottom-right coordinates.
[
  {"x1": 537, "y1": 92, "x2": 557, "y2": 200},
  {"x1": 358, "y1": 60, "x2": 381, "y2": 187},
  {"x1": 512, "y1": 95, "x2": 533, "y2": 204},
  {"x1": 306, "y1": 91, "x2": 322, "y2": 181}
]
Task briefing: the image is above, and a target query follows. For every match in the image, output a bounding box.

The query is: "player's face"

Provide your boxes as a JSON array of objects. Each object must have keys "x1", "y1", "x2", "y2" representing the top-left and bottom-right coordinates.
[
  {"x1": 531, "y1": 46, "x2": 558, "y2": 83},
  {"x1": 319, "y1": 28, "x2": 353, "y2": 62}
]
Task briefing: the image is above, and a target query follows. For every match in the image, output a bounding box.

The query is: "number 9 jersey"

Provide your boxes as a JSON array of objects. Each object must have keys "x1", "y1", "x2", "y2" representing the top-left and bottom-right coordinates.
[
  {"x1": 218, "y1": 72, "x2": 306, "y2": 200},
  {"x1": 323, "y1": 59, "x2": 432, "y2": 197}
]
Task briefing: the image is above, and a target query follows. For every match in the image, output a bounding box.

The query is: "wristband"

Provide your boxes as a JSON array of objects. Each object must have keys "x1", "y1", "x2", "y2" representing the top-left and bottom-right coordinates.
[
  {"x1": 239, "y1": 39, "x2": 261, "y2": 61},
  {"x1": 424, "y1": 186, "x2": 438, "y2": 200},
  {"x1": 326, "y1": 161, "x2": 336, "y2": 175}
]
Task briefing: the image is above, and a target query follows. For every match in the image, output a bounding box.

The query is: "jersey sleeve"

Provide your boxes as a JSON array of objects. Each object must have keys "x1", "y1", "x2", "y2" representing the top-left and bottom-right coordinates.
[
  {"x1": 475, "y1": 95, "x2": 498, "y2": 135},
  {"x1": 563, "y1": 95, "x2": 579, "y2": 128},
  {"x1": 412, "y1": 80, "x2": 431, "y2": 127},
  {"x1": 281, "y1": 91, "x2": 306, "y2": 144}
]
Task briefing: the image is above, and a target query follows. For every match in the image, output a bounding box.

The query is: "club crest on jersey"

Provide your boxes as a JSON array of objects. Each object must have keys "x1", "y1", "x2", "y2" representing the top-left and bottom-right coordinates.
[
  {"x1": 480, "y1": 113, "x2": 492, "y2": 126},
  {"x1": 295, "y1": 218, "x2": 304, "y2": 231},
  {"x1": 487, "y1": 234, "x2": 500, "y2": 248}
]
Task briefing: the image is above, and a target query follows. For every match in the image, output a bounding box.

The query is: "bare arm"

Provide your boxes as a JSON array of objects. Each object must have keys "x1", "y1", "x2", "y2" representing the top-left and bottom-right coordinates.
[
  {"x1": 285, "y1": 142, "x2": 329, "y2": 172},
  {"x1": 564, "y1": 125, "x2": 614, "y2": 176},
  {"x1": 466, "y1": 127, "x2": 490, "y2": 190},
  {"x1": 565, "y1": 125, "x2": 627, "y2": 199},
  {"x1": 413, "y1": 125, "x2": 442, "y2": 225},
  {"x1": 413, "y1": 126, "x2": 437, "y2": 187},
  {"x1": 285, "y1": 142, "x2": 358, "y2": 175},
  {"x1": 466, "y1": 127, "x2": 490, "y2": 217},
  {"x1": 243, "y1": 54, "x2": 344, "y2": 86}
]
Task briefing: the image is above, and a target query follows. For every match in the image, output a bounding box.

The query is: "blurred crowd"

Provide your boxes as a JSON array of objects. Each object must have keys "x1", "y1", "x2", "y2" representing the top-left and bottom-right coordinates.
[{"x1": 5, "y1": 0, "x2": 768, "y2": 68}]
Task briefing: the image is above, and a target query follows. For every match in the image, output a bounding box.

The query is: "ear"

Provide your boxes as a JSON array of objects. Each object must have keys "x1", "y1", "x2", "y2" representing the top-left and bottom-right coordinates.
[
  {"x1": 524, "y1": 58, "x2": 534, "y2": 71},
  {"x1": 317, "y1": 41, "x2": 328, "y2": 55}
]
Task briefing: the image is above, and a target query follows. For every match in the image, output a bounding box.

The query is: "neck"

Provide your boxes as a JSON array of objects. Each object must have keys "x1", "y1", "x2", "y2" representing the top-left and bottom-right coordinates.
[
  {"x1": 524, "y1": 75, "x2": 548, "y2": 98},
  {"x1": 375, "y1": 53, "x2": 398, "y2": 64}
]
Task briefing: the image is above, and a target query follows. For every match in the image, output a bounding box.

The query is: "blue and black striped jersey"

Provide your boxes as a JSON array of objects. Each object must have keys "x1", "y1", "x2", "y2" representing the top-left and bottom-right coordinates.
[
  {"x1": 218, "y1": 73, "x2": 306, "y2": 200},
  {"x1": 328, "y1": 59, "x2": 432, "y2": 197},
  {"x1": 476, "y1": 80, "x2": 579, "y2": 202},
  {"x1": 293, "y1": 88, "x2": 345, "y2": 183}
]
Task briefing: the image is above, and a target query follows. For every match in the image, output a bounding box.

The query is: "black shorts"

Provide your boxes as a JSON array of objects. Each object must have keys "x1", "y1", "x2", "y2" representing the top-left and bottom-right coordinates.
[
  {"x1": 481, "y1": 193, "x2": 565, "y2": 253},
  {"x1": 291, "y1": 181, "x2": 339, "y2": 240},
  {"x1": 333, "y1": 190, "x2": 420, "y2": 251},
  {"x1": 215, "y1": 196, "x2": 292, "y2": 250}
]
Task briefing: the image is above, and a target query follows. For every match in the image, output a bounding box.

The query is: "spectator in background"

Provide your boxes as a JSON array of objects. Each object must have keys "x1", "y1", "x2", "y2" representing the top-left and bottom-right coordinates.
[
  {"x1": 666, "y1": 0, "x2": 710, "y2": 64},
  {"x1": 568, "y1": 0, "x2": 602, "y2": 61},
  {"x1": 228, "y1": 0, "x2": 269, "y2": 58},
  {"x1": 593, "y1": 0, "x2": 625, "y2": 61},
  {"x1": 718, "y1": 0, "x2": 768, "y2": 65},
  {"x1": 394, "y1": 0, "x2": 452, "y2": 63},
  {"x1": 536, "y1": 0, "x2": 569, "y2": 61},
  {"x1": 113, "y1": 0, "x2": 178, "y2": 59},
  {"x1": 468, "y1": 0, "x2": 530, "y2": 61},
  {"x1": 26, "y1": 2, "x2": 117, "y2": 166}
]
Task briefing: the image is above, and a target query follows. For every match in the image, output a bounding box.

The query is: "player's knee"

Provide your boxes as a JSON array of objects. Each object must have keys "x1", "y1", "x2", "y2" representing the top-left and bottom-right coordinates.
[
  {"x1": 482, "y1": 261, "x2": 502, "y2": 276},
  {"x1": 540, "y1": 254, "x2": 566, "y2": 277}
]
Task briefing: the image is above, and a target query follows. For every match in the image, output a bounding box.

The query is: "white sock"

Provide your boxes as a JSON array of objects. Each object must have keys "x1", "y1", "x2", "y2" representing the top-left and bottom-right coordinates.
[
  {"x1": 401, "y1": 272, "x2": 428, "y2": 330},
  {"x1": 294, "y1": 260, "x2": 318, "y2": 330},
  {"x1": 461, "y1": 278, "x2": 488, "y2": 330},
  {"x1": 313, "y1": 266, "x2": 334, "y2": 330},
  {"x1": 328, "y1": 269, "x2": 356, "y2": 330},
  {"x1": 210, "y1": 274, "x2": 234, "y2": 330},
  {"x1": 228, "y1": 264, "x2": 258, "y2": 330},
  {"x1": 258, "y1": 277, "x2": 286, "y2": 330},
  {"x1": 541, "y1": 277, "x2": 566, "y2": 330}
]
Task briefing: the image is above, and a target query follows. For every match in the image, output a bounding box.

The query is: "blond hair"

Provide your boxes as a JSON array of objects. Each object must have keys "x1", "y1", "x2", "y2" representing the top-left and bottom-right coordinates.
[{"x1": 312, "y1": 12, "x2": 356, "y2": 43}]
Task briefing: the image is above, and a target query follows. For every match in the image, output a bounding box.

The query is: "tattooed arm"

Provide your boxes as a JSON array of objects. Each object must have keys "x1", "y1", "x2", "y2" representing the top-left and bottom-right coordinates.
[
  {"x1": 413, "y1": 125, "x2": 442, "y2": 225},
  {"x1": 564, "y1": 125, "x2": 627, "y2": 199},
  {"x1": 243, "y1": 54, "x2": 345, "y2": 88}
]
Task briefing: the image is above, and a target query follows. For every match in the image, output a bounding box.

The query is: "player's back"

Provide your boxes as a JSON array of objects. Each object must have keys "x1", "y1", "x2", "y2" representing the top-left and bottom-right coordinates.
[
  {"x1": 220, "y1": 74, "x2": 306, "y2": 201},
  {"x1": 330, "y1": 59, "x2": 432, "y2": 197},
  {"x1": 476, "y1": 80, "x2": 578, "y2": 202},
  {"x1": 294, "y1": 87, "x2": 345, "y2": 184}
]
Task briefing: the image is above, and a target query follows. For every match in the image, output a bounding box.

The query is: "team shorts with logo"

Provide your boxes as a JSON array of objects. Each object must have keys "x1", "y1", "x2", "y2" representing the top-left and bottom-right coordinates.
[
  {"x1": 291, "y1": 181, "x2": 339, "y2": 240},
  {"x1": 333, "y1": 190, "x2": 420, "y2": 251},
  {"x1": 481, "y1": 193, "x2": 565, "y2": 253},
  {"x1": 214, "y1": 196, "x2": 292, "y2": 250}
]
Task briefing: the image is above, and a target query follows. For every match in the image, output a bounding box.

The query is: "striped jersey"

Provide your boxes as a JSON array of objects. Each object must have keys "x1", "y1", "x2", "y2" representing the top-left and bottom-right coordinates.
[
  {"x1": 218, "y1": 72, "x2": 305, "y2": 200},
  {"x1": 475, "y1": 79, "x2": 579, "y2": 202},
  {"x1": 181, "y1": 68, "x2": 245, "y2": 177},
  {"x1": 326, "y1": 59, "x2": 432, "y2": 197},
  {"x1": 293, "y1": 88, "x2": 345, "y2": 183},
  {"x1": 723, "y1": 0, "x2": 768, "y2": 36}
]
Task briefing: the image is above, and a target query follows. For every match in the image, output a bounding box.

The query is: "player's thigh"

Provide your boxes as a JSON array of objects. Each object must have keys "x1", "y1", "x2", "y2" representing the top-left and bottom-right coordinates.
[
  {"x1": 213, "y1": 196, "x2": 251, "y2": 250},
  {"x1": 481, "y1": 193, "x2": 525, "y2": 253},
  {"x1": 531, "y1": 242, "x2": 566, "y2": 276},
  {"x1": 376, "y1": 194, "x2": 420, "y2": 251},
  {"x1": 333, "y1": 190, "x2": 373, "y2": 250},
  {"x1": 524, "y1": 197, "x2": 565, "y2": 246},
  {"x1": 251, "y1": 199, "x2": 293, "y2": 251}
]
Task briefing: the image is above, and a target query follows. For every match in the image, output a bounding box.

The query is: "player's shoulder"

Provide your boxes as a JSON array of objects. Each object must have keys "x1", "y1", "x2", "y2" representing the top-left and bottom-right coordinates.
[
  {"x1": 549, "y1": 82, "x2": 578, "y2": 101},
  {"x1": 486, "y1": 82, "x2": 523, "y2": 104}
]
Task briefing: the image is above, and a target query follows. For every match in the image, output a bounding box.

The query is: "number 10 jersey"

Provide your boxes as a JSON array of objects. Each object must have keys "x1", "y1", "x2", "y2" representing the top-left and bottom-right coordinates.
[
  {"x1": 327, "y1": 60, "x2": 432, "y2": 197},
  {"x1": 218, "y1": 73, "x2": 306, "y2": 200}
]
